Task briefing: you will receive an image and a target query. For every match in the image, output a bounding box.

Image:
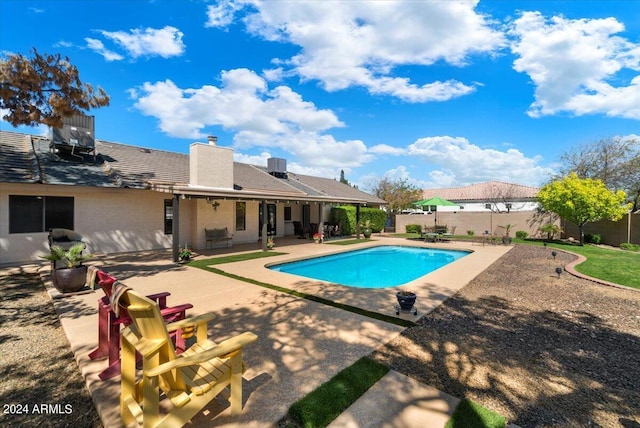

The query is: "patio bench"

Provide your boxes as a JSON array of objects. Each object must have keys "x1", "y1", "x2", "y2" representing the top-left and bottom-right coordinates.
[{"x1": 205, "y1": 227, "x2": 233, "y2": 249}]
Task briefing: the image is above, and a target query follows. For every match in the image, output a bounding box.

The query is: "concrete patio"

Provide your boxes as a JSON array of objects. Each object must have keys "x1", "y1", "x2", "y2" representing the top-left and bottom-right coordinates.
[{"x1": 43, "y1": 236, "x2": 512, "y2": 427}]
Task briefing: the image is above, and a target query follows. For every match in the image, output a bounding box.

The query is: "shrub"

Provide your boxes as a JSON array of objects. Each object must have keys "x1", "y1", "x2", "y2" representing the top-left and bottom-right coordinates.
[
  {"x1": 620, "y1": 243, "x2": 640, "y2": 252},
  {"x1": 406, "y1": 224, "x2": 422, "y2": 234},
  {"x1": 515, "y1": 230, "x2": 528, "y2": 239},
  {"x1": 584, "y1": 233, "x2": 601, "y2": 244},
  {"x1": 467, "y1": 230, "x2": 475, "y2": 236},
  {"x1": 330, "y1": 206, "x2": 386, "y2": 234}
]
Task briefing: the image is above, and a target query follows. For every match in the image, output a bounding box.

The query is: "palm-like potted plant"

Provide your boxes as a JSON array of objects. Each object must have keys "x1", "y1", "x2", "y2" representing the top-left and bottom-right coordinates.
[
  {"x1": 360, "y1": 219, "x2": 373, "y2": 239},
  {"x1": 41, "y1": 243, "x2": 92, "y2": 293},
  {"x1": 499, "y1": 223, "x2": 516, "y2": 244}
]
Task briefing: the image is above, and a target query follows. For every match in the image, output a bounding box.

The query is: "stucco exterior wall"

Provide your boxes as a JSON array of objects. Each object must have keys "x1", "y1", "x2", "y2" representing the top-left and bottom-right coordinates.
[
  {"x1": 397, "y1": 211, "x2": 558, "y2": 237},
  {"x1": 0, "y1": 184, "x2": 192, "y2": 265},
  {"x1": 563, "y1": 213, "x2": 639, "y2": 245}
]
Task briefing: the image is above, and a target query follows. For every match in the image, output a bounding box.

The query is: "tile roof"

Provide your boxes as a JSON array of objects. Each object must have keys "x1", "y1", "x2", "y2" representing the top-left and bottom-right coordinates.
[
  {"x1": 0, "y1": 130, "x2": 385, "y2": 204},
  {"x1": 422, "y1": 181, "x2": 539, "y2": 201},
  {"x1": 0, "y1": 131, "x2": 37, "y2": 183}
]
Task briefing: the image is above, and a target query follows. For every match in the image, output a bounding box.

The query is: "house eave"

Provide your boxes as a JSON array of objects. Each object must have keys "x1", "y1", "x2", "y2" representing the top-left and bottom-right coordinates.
[{"x1": 148, "y1": 182, "x2": 372, "y2": 205}]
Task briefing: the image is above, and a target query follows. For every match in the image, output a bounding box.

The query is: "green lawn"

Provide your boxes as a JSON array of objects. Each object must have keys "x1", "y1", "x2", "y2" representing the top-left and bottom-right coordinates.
[
  {"x1": 517, "y1": 239, "x2": 640, "y2": 289},
  {"x1": 286, "y1": 357, "x2": 389, "y2": 427},
  {"x1": 445, "y1": 399, "x2": 506, "y2": 428}
]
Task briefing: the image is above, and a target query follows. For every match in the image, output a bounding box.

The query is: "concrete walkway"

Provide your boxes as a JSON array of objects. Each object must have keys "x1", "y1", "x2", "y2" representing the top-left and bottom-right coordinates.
[{"x1": 42, "y1": 236, "x2": 511, "y2": 427}]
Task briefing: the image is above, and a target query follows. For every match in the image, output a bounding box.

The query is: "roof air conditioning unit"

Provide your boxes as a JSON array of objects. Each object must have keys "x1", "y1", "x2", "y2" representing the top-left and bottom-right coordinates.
[
  {"x1": 51, "y1": 114, "x2": 96, "y2": 161},
  {"x1": 267, "y1": 157, "x2": 287, "y2": 179}
]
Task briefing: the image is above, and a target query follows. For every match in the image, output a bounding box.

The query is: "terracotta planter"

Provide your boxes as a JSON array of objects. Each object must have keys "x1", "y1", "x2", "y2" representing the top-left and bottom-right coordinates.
[{"x1": 52, "y1": 265, "x2": 88, "y2": 293}]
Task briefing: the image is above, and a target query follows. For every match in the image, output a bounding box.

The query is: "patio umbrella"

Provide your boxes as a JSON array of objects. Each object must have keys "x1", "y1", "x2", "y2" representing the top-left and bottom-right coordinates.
[
  {"x1": 413, "y1": 196, "x2": 457, "y2": 225},
  {"x1": 413, "y1": 196, "x2": 458, "y2": 207}
]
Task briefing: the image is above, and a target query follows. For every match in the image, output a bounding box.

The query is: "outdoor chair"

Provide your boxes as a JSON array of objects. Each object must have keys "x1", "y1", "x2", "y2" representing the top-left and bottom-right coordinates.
[
  {"x1": 88, "y1": 270, "x2": 193, "y2": 380},
  {"x1": 440, "y1": 225, "x2": 456, "y2": 241},
  {"x1": 48, "y1": 228, "x2": 85, "y2": 251},
  {"x1": 118, "y1": 287, "x2": 258, "y2": 427}
]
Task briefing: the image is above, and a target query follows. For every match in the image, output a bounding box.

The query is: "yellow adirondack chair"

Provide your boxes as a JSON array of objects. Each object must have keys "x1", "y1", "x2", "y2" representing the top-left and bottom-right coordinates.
[{"x1": 119, "y1": 288, "x2": 258, "y2": 428}]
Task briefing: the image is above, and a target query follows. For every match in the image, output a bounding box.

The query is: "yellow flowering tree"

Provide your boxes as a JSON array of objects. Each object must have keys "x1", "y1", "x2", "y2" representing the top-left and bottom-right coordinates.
[{"x1": 538, "y1": 173, "x2": 630, "y2": 244}]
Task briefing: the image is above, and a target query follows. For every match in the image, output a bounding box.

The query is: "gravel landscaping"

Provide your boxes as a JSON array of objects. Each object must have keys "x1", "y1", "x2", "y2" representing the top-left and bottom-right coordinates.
[
  {"x1": 371, "y1": 244, "x2": 640, "y2": 428},
  {"x1": 0, "y1": 267, "x2": 102, "y2": 428}
]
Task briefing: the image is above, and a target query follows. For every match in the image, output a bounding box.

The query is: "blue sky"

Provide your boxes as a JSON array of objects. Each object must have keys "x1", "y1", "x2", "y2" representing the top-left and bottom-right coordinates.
[{"x1": 1, "y1": 1, "x2": 638, "y2": 191}]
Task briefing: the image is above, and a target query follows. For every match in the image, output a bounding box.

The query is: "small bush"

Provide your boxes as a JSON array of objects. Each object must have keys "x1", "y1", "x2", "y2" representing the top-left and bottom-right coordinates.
[
  {"x1": 406, "y1": 224, "x2": 422, "y2": 234},
  {"x1": 515, "y1": 230, "x2": 528, "y2": 239},
  {"x1": 584, "y1": 233, "x2": 601, "y2": 244},
  {"x1": 620, "y1": 243, "x2": 640, "y2": 252},
  {"x1": 467, "y1": 230, "x2": 475, "y2": 236}
]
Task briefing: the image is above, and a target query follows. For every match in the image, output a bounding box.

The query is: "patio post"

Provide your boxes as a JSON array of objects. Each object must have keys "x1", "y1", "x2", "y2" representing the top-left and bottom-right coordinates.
[
  {"x1": 261, "y1": 201, "x2": 268, "y2": 251},
  {"x1": 356, "y1": 203, "x2": 361, "y2": 239},
  {"x1": 318, "y1": 203, "x2": 324, "y2": 238},
  {"x1": 172, "y1": 194, "x2": 180, "y2": 262}
]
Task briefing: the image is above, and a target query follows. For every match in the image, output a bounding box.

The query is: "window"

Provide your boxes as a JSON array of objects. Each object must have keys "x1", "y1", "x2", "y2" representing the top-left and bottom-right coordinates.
[
  {"x1": 164, "y1": 200, "x2": 173, "y2": 234},
  {"x1": 9, "y1": 195, "x2": 73, "y2": 233},
  {"x1": 284, "y1": 206, "x2": 292, "y2": 221},
  {"x1": 236, "y1": 202, "x2": 246, "y2": 231}
]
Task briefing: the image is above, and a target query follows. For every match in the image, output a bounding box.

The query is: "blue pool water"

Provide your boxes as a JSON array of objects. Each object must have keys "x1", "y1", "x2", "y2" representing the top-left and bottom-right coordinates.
[{"x1": 269, "y1": 246, "x2": 468, "y2": 288}]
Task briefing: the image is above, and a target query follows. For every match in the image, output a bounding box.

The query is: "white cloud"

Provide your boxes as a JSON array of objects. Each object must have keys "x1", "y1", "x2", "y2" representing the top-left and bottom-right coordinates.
[
  {"x1": 510, "y1": 11, "x2": 640, "y2": 119},
  {"x1": 98, "y1": 26, "x2": 185, "y2": 59},
  {"x1": 85, "y1": 38, "x2": 124, "y2": 61},
  {"x1": 408, "y1": 135, "x2": 554, "y2": 186},
  {"x1": 132, "y1": 68, "x2": 374, "y2": 169},
  {"x1": 209, "y1": 0, "x2": 505, "y2": 102},
  {"x1": 287, "y1": 162, "x2": 343, "y2": 179},
  {"x1": 206, "y1": 0, "x2": 243, "y2": 28},
  {"x1": 233, "y1": 151, "x2": 271, "y2": 166},
  {"x1": 369, "y1": 144, "x2": 406, "y2": 156}
]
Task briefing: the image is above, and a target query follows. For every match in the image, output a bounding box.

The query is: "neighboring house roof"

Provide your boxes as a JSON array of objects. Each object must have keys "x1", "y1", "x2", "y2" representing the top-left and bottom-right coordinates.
[
  {"x1": 422, "y1": 181, "x2": 539, "y2": 202},
  {"x1": 0, "y1": 130, "x2": 385, "y2": 205}
]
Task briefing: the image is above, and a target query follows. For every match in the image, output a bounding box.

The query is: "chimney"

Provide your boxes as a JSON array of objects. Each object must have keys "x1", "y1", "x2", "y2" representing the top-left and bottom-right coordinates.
[
  {"x1": 207, "y1": 135, "x2": 218, "y2": 145},
  {"x1": 190, "y1": 140, "x2": 234, "y2": 189}
]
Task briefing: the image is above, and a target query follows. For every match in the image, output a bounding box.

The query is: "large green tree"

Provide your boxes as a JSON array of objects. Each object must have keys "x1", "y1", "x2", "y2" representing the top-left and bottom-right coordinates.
[
  {"x1": 367, "y1": 177, "x2": 422, "y2": 214},
  {"x1": 559, "y1": 137, "x2": 640, "y2": 211},
  {"x1": 538, "y1": 173, "x2": 630, "y2": 244},
  {"x1": 0, "y1": 48, "x2": 109, "y2": 128}
]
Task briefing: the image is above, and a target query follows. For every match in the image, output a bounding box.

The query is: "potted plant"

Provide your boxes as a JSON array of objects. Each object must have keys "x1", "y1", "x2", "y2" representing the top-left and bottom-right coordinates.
[
  {"x1": 499, "y1": 223, "x2": 516, "y2": 244},
  {"x1": 266, "y1": 237, "x2": 275, "y2": 249},
  {"x1": 395, "y1": 290, "x2": 417, "y2": 315},
  {"x1": 360, "y1": 219, "x2": 373, "y2": 239},
  {"x1": 179, "y1": 244, "x2": 193, "y2": 262},
  {"x1": 40, "y1": 243, "x2": 92, "y2": 293}
]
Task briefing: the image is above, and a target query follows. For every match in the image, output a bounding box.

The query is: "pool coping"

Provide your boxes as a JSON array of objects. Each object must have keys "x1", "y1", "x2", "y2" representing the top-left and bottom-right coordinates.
[
  {"x1": 265, "y1": 244, "x2": 472, "y2": 288},
  {"x1": 213, "y1": 237, "x2": 513, "y2": 321}
]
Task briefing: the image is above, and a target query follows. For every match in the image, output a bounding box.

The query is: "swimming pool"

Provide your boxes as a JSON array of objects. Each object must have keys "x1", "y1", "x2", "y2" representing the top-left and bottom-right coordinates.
[{"x1": 268, "y1": 246, "x2": 469, "y2": 288}]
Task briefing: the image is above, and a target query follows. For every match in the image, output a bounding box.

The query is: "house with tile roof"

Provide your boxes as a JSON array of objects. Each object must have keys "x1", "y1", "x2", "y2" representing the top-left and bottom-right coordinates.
[
  {"x1": 420, "y1": 181, "x2": 540, "y2": 213},
  {"x1": 0, "y1": 130, "x2": 385, "y2": 265}
]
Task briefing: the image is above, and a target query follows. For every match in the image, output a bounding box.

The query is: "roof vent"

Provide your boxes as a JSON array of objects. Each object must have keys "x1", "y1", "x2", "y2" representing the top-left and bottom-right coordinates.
[
  {"x1": 50, "y1": 114, "x2": 96, "y2": 160},
  {"x1": 267, "y1": 157, "x2": 287, "y2": 179}
]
